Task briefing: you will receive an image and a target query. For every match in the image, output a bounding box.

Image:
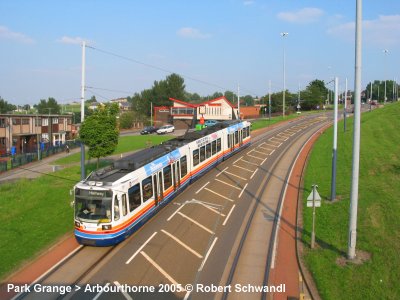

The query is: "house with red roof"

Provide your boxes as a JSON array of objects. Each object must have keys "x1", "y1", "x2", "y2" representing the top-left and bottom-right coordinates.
[{"x1": 169, "y1": 96, "x2": 240, "y2": 129}]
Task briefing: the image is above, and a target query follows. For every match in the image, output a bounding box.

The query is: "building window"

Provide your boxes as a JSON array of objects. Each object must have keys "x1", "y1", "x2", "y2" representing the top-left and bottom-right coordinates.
[
  {"x1": 22, "y1": 118, "x2": 29, "y2": 125},
  {"x1": 52, "y1": 118, "x2": 58, "y2": 124},
  {"x1": 42, "y1": 118, "x2": 48, "y2": 126},
  {"x1": 0, "y1": 118, "x2": 6, "y2": 128},
  {"x1": 12, "y1": 118, "x2": 21, "y2": 125},
  {"x1": 0, "y1": 138, "x2": 6, "y2": 145}
]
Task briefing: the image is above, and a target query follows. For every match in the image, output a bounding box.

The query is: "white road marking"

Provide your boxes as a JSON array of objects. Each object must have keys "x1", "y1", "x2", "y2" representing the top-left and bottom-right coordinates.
[
  {"x1": 198, "y1": 237, "x2": 218, "y2": 271},
  {"x1": 196, "y1": 181, "x2": 210, "y2": 194},
  {"x1": 233, "y1": 164, "x2": 253, "y2": 172},
  {"x1": 161, "y1": 229, "x2": 203, "y2": 258},
  {"x1": 141, "y1": 251, "x2": 179, "y2": 285},
  {"x1": 261, "y1": 156, "x2": 268, "y2": 165},
  {"x1": 126, "y1": 232, "x2": 158, "y2": 264},
  {"x1": 240, "y1": 159, "x2": 259, "y2": 166},
  {"x1": 258, "y1": 145, "x2": 275, "y2": 152},
  {"x1": 224, "y1": 170, "x2": 247, "y2": 181},
  {"x1": 93, "y1": 282, "x2": 110, "y2": 300},
  {"x1": 268, "y1": 138, "x2": 282, "y2": 144},
  {"x1": 178, "y1": 212, "x2": 214, "y2": 234},
  {"x1": 216, "y1": 167, "x2": 228, "y2": 177},
  {"x1": 191, "y1": 199, "x2": 225, "y2": 216},
  {"x1": 114, "y1": 281, "x2": 133, "y2": 300},
  {"x1": 233, "y1": 156, "x2": 243, "y2": 164},
  {"x1": 204, "y1": 188, "x2": 234, "y2": 202},
  {"x1": 252, "y1": 148, "x2": 267, "y2": 155},
  {"x1": 223, "y1": 205, "x2": 236, "y2": 226},
  {"x1": 239, "y1": 183, "x2": 248, "y2": 198},
  {"x1": 250, "y1": 168, "x2": 258, "y2": 179},
  {"x1": 215, "y1": 178, "x2": 241, "y2": 190},
  {"x1": 167, "y1": 202, "x2": 186, "y2": 221},
  {"x1": 247, "y1": 153, "x2": 264, "y2": 160}
]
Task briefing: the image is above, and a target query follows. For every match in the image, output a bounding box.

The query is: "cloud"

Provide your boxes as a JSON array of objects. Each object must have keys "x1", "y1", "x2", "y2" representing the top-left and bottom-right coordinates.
[
  {"x1": 0, "y1": 25, "x2": 35, "y2": 44},
  {"x1": 327, "y1": 14, "x2": 400, "y2": 46},
  {"x1": 243, "y1": 1, "x2": 255, "y2": 6},
  {"x1": 177, "y1": 27, "x2": 212, "y2": 39},
  {"x1": 277, "y1": 7, "x2": 324, "y2": 24},
  {"x1": 57, "y1": 36, "x2": 92, "y2": 45}
]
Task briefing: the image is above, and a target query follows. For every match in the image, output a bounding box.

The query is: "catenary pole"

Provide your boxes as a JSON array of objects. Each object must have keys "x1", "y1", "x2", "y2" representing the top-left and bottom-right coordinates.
[
  {"x1": 331, "y1": 77, "x2": 339, "y2": 201},
  {"x1": 80, "y1": 41, "x2": 86, "y2": 180},
  {"x1": 348, "y1": 0, "x2": 362, "y2": 260},
  {"x1": 268, "y1": 80, "x2": 271, "y2": 121},
  {"x1": 344, "y1": 78, "x2": 348, "y2": 131}
]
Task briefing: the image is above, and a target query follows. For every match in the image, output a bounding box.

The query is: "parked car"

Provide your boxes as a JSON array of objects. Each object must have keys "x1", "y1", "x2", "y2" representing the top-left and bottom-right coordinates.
[
  {"x1": 140, "y1": 126, "x2": 157, "y2": 135},
  {"x1": 204, "y1": 120, "x2": 218, "y2": 127},
  {"x1": 156, "y1": 125, "x2": 175, "y2": 134}
]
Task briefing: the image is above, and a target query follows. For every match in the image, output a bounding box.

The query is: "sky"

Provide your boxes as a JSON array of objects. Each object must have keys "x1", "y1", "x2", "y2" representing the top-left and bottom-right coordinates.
[{"x1": 1, "y1": 0, "x2": 399, "y2": 105}]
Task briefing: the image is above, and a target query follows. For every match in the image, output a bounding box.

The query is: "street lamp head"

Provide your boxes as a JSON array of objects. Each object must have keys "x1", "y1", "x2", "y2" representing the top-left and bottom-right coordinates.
[
  {"x1": 280, "y1": 32, "x2": 289, "y2": 37},
  {"x1": 383, "y1": 49, "x2": 389, "y2": 54}
]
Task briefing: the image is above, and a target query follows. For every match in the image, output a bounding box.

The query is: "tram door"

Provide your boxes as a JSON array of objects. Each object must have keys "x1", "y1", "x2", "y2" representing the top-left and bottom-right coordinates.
[
  {"x1": 172, "y1": 161, "x2": 181, "y2": 191},
  {"x1": 239, "y1": 129, "x2": 243, "y2": 147},
  {"x1": 229, "y1": 133, "x2": 235, "y2": 152},
  {"x1": 153, "y1": 171, "x2": 163, "y2": 206}
]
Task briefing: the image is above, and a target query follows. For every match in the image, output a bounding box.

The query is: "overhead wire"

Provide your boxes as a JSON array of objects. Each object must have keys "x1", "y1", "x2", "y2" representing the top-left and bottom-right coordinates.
[{"x1": 86, "y1": 45, "x2": 262, "y2": 97}]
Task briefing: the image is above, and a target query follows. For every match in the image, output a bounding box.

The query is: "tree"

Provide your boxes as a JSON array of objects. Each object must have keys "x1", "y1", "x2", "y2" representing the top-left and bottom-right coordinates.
[
  {"x1": 35, "y1": 97, "x2": 61, "y2": 114},
  {"x1": 300, "y1": 79, "x2": 329, "y2": 110},
  {"x1": 79, "y1": 103, "x2": 119, "y2": 168},
  {"x1": 119, "y1": 112, "x2": 134, "y2": 129},
  {"x1": 0, "y1": 97, "x2": 16, "y2": 113},
  {"x1": 85, "y1": 95, "x2": 97, "y2": 104}
]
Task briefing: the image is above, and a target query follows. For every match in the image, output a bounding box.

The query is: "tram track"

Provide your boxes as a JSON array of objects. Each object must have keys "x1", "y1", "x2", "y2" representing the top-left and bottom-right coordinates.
[
  {"x1": 13, "y1": 245, "x2": 117, "y2": 300},
  {"x1": 220, "y1": 115, "x2": 330, "y2": 300}
]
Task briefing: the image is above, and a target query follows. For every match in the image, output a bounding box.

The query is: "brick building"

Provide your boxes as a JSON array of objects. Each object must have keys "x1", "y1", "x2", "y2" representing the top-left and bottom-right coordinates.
[{"x1": 0, "y1": 114, "x2": 73, "y2": 155}]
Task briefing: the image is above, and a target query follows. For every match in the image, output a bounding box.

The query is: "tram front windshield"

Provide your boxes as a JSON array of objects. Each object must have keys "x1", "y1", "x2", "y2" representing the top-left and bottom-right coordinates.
[{"x1": 75, "y1": 188, "x2": 112, "y2": 223}]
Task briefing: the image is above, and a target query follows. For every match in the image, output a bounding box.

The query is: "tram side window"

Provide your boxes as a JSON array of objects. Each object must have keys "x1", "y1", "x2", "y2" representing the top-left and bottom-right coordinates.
[
  {"x1": 200, "y1": 146, "x2": 206, "y2": 162},
  {"x1": 235, "y1": 131, "x2": 239, "y2": 145},
  {"x1": 217, "y1": 138, "x2": 221, "y2": 152},
  {"x1": 212, "y1": 141, "x2": 216, "y2": 156},
  {"x1": 227, "y1": 135, "x2": 231, "y2": 148},
  {"x1": 206, "y1": 143, "x2": 211, "y2": 159},
  {"x1": 128, "y1": 183, "x2": 141, "y2": 211},
  {"x1": 180, "y1": 156, "x2": 187, "y2": 178},
  {"x1": 122, "y1": 194, "x2": 128, "y2": 216},
  {"x1": 163, "y1": 165, "x2": 172, "y2": 191},
  {"x1": 193, "y1": 149, "x2": 199, "y2": 166},
  {"x1": 142, "y1": 176, "x2": 153, "y2": 202},
  {"x1": 114, "y1": 196, "x2": 120, "y2": 221}
]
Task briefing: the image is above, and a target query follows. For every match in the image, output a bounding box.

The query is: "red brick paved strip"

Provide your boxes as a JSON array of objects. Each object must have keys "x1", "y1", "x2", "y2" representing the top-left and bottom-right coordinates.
[
  {"x1": 269, "y1": 125, "x2": 329, "y2": 300},
  {"x1": 0, "y1": 234, "x2": 80, "y2": 300}
]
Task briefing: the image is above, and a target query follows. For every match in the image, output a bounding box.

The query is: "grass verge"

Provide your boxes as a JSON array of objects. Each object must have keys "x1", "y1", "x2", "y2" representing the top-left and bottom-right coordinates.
[
  {"x1": 302, "y1": 102, "x2": 400, "y2": 299},
  {"x1": 0, "y1": 162, "x2": 107, "y2": 279}
]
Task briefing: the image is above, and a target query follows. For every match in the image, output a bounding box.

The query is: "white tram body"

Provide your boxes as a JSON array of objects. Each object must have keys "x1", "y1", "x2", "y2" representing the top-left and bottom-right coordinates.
[{"x1": 74, "y1": 120, "x2": 251, "y2": 246}]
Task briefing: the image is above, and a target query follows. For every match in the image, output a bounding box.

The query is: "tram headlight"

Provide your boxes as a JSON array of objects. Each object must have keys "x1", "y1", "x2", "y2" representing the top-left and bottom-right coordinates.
[
  {"x1": 75, "y1": 221, "x2": 81, "y2": 227},
  {"x1": 102, "y1": 225, "x2": 112, "y2": 230}
]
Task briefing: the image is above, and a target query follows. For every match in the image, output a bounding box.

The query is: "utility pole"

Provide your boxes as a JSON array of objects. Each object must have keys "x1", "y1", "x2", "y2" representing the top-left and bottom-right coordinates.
[
  {"x1": 348, "y1": 0, "x2": 362, "y2": 260},
  {"x1": 280, "y1": 32, "x2": 288, "y2": 117},
  {"x1": 80, "y1": 41, "x2": 86, "y2": 180},
  {"x1": 238, "y1": 84, "x2": 241, "y2": 118},
  {"x1": 268, "y1": 80, "x2": 271, "y2": 121},
  {"x1": 331, "y1": 77, "x2": 338, "y2": 201},
  {"x1": 383, "y1": 49, "x2": 389, "y2": 104},
  {"x1": 344, "y1": 78, "x2": 348, "y2": 131}
]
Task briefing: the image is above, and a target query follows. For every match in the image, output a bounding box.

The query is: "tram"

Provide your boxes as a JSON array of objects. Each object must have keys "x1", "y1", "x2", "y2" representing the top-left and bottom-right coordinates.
[{"x1": 73, "y1": 120, "x2": 251, "y2": 246}]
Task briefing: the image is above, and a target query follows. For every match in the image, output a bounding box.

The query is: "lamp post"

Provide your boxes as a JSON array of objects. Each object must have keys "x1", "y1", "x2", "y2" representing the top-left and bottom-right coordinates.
[
  {"x1": 383, "y1": 49, "x2": 389, "y2": 104},
  {"x1": 281, "y1": 32, "x2": 288, "y2": 117}
]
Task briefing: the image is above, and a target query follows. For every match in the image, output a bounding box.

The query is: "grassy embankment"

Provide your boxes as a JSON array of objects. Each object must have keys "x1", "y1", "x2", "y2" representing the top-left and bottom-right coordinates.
[
  {"x1": 302, "y1": 102, "x2": 400, "y2": 299},
  {"x1": 0, "y1": 135, "x2": 171, "y2": 280}
]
